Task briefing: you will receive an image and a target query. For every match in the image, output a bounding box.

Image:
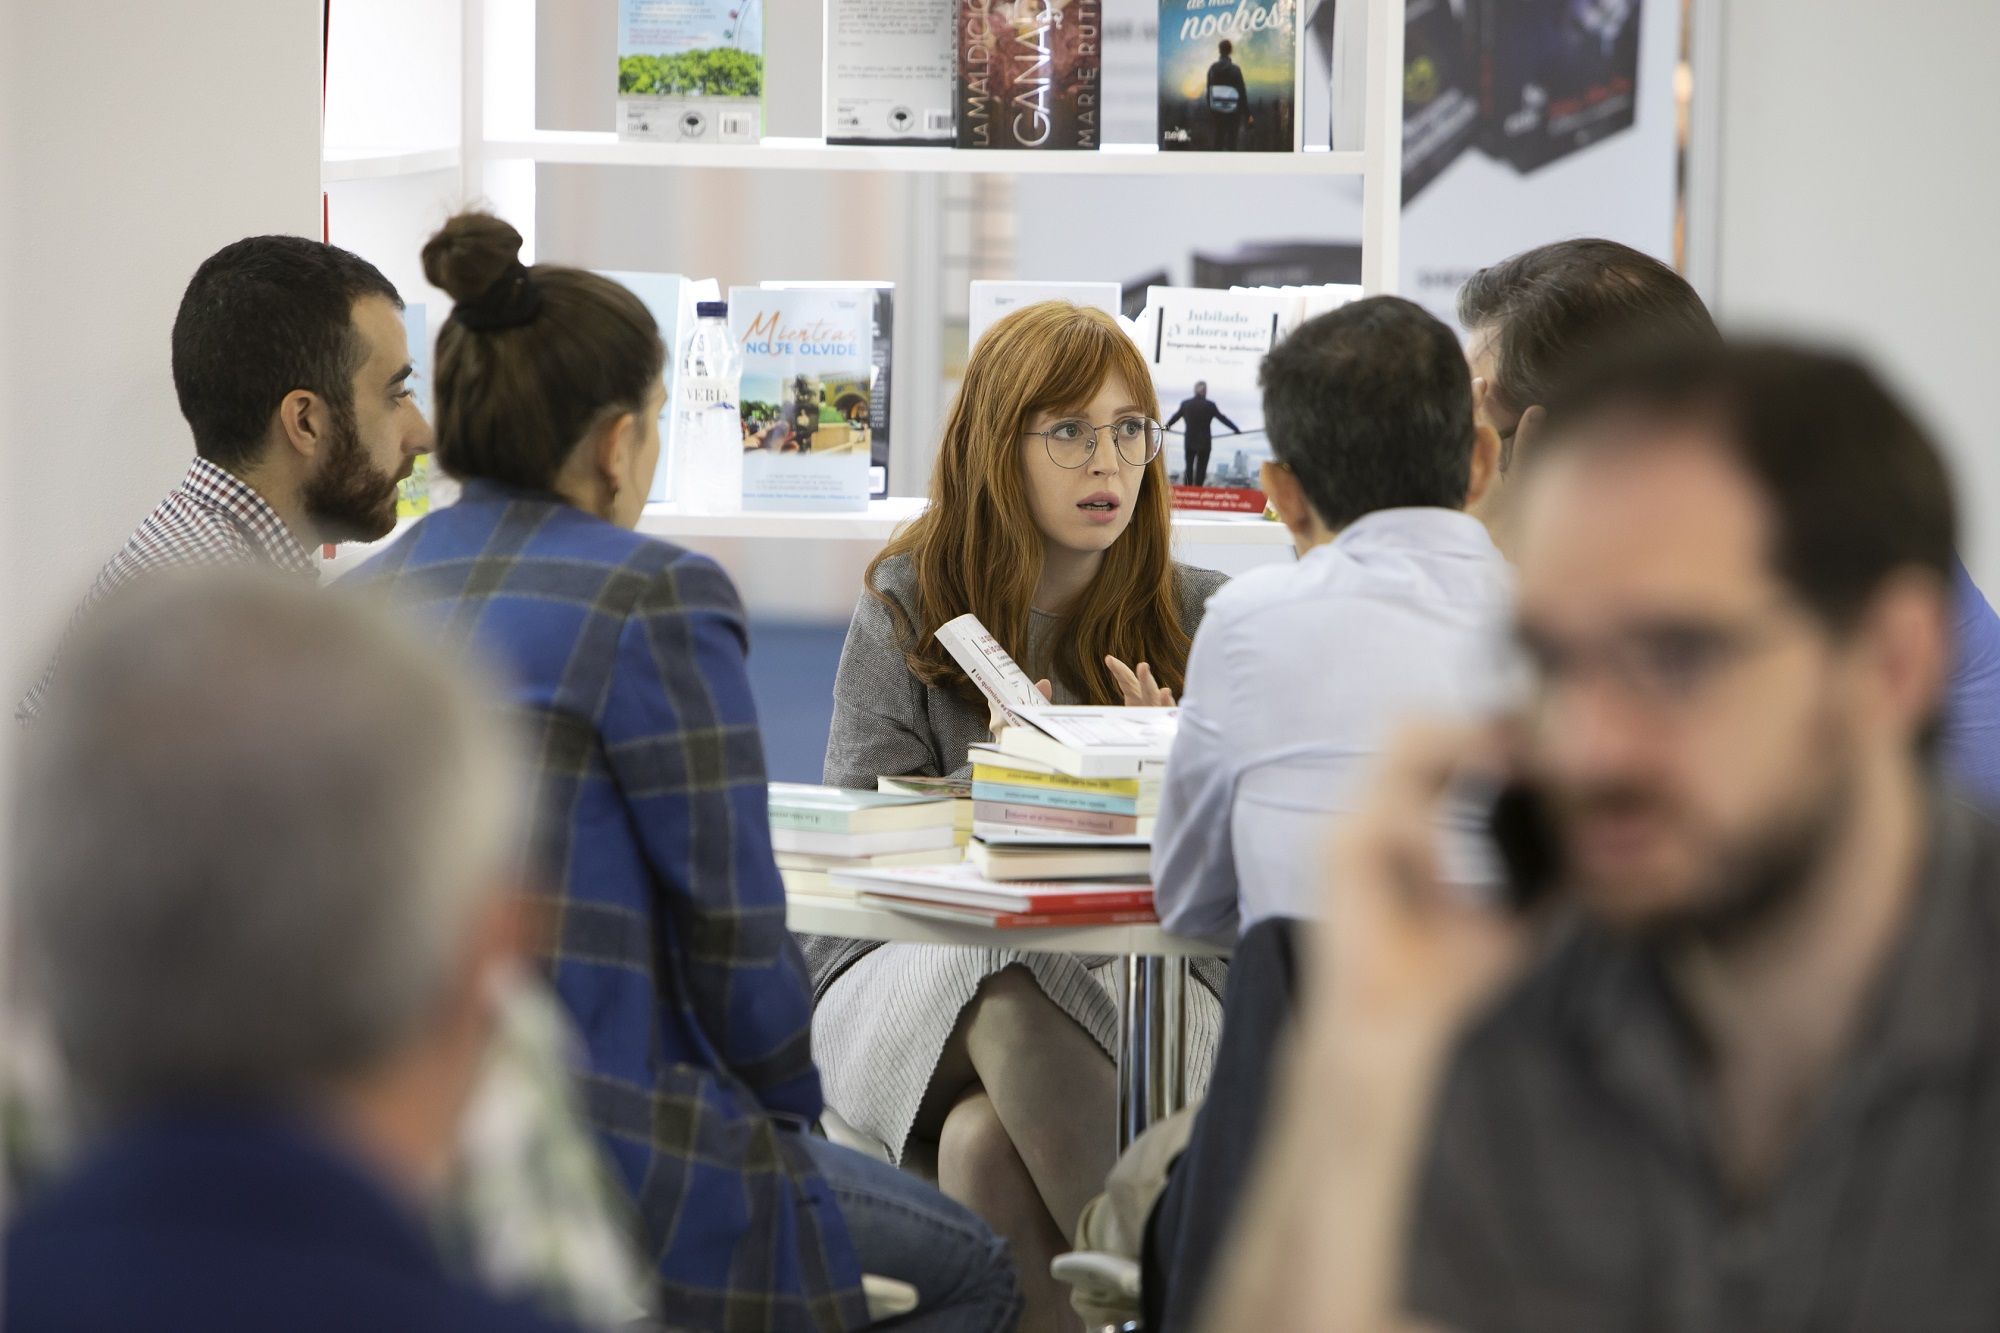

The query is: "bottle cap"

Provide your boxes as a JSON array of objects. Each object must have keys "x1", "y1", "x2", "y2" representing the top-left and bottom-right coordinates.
[{"x1": 695, "y1": 300, "x2": 729, "y2": 318}]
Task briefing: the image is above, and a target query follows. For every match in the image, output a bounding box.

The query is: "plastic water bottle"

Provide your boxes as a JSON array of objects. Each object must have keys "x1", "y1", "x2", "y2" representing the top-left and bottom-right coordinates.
[{"x1": 676, "y1": 300, "x2": 743, "y2": 513}]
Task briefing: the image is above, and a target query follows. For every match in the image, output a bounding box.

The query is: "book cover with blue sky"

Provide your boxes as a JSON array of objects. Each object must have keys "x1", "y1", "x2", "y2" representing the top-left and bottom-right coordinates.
[{"x1": 1159, "y1": 0, "x2": 1297, "y2": 151}]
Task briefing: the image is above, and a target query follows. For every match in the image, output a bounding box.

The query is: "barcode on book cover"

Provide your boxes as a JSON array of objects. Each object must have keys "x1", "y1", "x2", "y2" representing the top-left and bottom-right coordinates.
[
  {"x1": 721, "y1": 112, "x2": 755, "y2": 138},
  {"x1": 925, "y1": 110, "x2": 953, "y2": 133}
]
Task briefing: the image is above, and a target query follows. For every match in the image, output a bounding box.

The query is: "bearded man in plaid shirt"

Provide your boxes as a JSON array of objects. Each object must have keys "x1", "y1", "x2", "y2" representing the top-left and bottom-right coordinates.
[{"x1": 6, "y1": 236, "x2": 658, "y2": 1328}]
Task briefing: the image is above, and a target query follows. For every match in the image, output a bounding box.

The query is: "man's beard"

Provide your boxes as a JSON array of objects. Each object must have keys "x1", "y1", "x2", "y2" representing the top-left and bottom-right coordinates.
[
  {"x1": 1567, "y1": 722, "x2": 1853, "y2": 950},
  {"x1": 303, "y1": 399, "x2": 403, "y2": 543}
]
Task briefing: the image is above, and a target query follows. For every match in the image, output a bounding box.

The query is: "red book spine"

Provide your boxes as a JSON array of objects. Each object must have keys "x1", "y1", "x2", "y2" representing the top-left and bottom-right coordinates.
[{"x1": 989, "y1": 908, "x2": 1158, "y2": 928}]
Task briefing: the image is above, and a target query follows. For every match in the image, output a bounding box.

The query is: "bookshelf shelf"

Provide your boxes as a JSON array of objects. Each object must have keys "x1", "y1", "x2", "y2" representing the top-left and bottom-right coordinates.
[
  {"x1": 485, "y1": 131, "x2": 1370, "y2": 179},
  {"x1": 321, "y1": 145, "x2": 462, "y2": 182}
]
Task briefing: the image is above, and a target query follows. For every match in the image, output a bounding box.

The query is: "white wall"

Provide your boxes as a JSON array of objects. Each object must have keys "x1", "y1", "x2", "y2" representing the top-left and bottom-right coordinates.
[
  {"x1": 1705, "y1": 0, "x2": 2000, "y2": 587},
  {"x1": 0, "y1": 0, "x2": 323, "y2": 701}
]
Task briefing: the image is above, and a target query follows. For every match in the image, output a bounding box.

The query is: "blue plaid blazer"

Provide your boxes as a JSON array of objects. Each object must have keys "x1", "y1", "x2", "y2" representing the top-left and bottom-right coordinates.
[{"x1": 351, "y1": 482, "x2": 867, "y2": 1330}]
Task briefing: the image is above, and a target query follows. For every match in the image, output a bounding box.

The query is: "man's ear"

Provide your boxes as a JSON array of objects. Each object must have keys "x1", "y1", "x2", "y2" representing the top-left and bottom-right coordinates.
[
  {"x1": 1260, "y1": 461, "x2": 1314, "y2": 540},
  {"x1": 276, "y1": 389, "x2": 327, "y2": 463},
  {"x1": 1507, "y1": 404, "x2": 1547, "y2": 475},
  {"x1": 1856, "y1": 568, "x2": 1953, "y2": 748},
  {"x1": 1464, "y1": 420, "x2": 1501, "y2": 512}
]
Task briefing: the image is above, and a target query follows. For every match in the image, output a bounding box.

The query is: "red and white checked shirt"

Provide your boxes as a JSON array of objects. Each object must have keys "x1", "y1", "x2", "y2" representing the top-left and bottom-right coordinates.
[{"x1": 15, "y1": 457, "x2": 318, "y2": 724}]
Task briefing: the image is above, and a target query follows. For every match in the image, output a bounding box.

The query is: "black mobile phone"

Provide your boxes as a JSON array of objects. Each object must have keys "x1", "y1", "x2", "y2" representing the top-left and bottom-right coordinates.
[{"x1": 1487, "y1": 779, "x2": 1564, "y2": 913}]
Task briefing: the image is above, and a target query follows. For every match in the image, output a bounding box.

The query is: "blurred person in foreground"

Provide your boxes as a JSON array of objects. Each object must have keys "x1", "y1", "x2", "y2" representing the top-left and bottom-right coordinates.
[
  {"x1": 1, "y1": 234, "x2": 653, "y2": 1327},
  {"x1": 4, "y1": 575, "x2": 579, "y2": 1332},
  {"x1": 1460, "y1": 237, "x2": 2000, "y2": 804},
  {"x1": 1206, "y1": 341, "x2": 2000, "y2": 1331}
]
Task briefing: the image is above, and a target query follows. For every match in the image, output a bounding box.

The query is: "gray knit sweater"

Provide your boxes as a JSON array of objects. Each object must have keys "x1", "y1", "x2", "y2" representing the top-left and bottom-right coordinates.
[{"x1": 804, "y1": 553, "x2": 1229, "y2": 993}]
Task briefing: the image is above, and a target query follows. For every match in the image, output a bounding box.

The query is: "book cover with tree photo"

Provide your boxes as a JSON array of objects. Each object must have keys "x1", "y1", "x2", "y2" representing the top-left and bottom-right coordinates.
[
  {"x1": 729, "y1": 287, "x2": 874, "y2": 512},
  {"x1": 617, "y1": 0, "x2": 763, "y2": 144}
]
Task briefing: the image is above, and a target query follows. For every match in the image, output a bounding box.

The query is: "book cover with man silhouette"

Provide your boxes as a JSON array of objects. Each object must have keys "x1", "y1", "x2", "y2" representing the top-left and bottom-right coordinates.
[
  {"x1": 956, "y1": 0, "x2": 1104, "y2": 150},
  {"x1": 617, "y1": 0, "x2": 764, "y2": 144},
  {"x1": 1159, "y1": 0, "x2": 1297, "y2": 152}
]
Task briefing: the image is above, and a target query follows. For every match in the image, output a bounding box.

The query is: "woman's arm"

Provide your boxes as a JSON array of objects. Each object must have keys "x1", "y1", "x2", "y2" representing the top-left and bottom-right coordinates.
[{"x1": 823, "y1": 587, "x2": 940, "y2": 789}]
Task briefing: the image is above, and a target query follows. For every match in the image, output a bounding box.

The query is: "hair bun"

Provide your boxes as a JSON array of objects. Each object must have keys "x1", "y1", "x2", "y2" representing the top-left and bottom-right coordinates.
[{"x1": 421, "y1": 213, "x2": 526, "y2": 305}]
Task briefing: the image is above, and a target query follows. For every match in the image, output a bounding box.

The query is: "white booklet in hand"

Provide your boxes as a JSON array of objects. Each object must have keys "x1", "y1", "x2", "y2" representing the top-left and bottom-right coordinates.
[{"x1": 935, "y1": 613, "x2": 1046, "y2": 726}]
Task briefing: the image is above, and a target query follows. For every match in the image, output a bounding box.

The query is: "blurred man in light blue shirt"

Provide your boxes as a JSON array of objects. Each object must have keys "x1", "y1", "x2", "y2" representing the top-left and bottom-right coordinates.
[{"x1": 1153, "y1": 298, "x2": 1514, "y2": 941}]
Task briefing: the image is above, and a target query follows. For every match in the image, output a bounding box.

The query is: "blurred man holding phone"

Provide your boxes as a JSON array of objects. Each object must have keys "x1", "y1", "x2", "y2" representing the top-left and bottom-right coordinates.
[{"x1": 1209, "y1": 341, "x2": 2000, "y2": 1331}]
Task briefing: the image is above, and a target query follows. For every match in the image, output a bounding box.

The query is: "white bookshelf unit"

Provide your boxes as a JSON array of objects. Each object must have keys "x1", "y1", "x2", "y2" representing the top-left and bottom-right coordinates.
[{"x1": 320, "y1": 0, "x2": 1408, "y2": 547}]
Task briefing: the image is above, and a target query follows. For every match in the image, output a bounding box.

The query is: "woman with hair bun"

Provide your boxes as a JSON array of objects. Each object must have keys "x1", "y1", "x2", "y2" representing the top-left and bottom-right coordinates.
[
  {"x1": 809, "y1": 300, "x2": 1229, "y2": 1328},
  {"x1": 355, "y1": 212, "x2": 1019, "y2": 1332}
]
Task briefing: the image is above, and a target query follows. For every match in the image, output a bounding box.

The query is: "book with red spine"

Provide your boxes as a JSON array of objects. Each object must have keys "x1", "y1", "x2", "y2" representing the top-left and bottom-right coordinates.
[
  {"x1": 860, "y1": 895, "x2": 1158, "y2": 929},
  {"x1": 830, "y1": 862, "x2": 1153, "y2": 915}
]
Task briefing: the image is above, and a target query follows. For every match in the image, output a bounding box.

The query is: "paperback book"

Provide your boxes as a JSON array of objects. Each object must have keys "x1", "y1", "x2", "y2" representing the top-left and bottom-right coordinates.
[
  {"x1": 763, "y1": 281, "x2": 895, "y2": 498},
  {"x1": 967, "y1": 280, "x2": 1123, "y2": 349},
  {"x1": 617, "y1": 0, "x2": 764, "y2": 145},
  {"x1": 858, "y1": 897, "x2": 1157, "y2": 928},
  {"x1": 1140, "y1": 285, "x2": 1301, "y2": 512},
  {"x1": 955, "y1": 0, "x2": 1104, "y2": 150},
  {"x1": 767, "y1": 782, "x2": 957, "y2": 833},
  {"x1": 936, "y1": 613, "x2": 1047, "y2": 725},
  {"x1": 1001, "y1": 705, "x2": 1180, "y2": 778},
  {"x1": 728, "y1": 286, "x2": 875, "y2": 511},
  {"x1": 1477, "y1": 0, "x2": 1641, "y2": 173},
  {"x1": 968, "y1": 838, "x2": 1152, "y2": 881},
  {"x1": 1158, "y1": 0, "x2": 1299, "y2": 152},
  {"x1": 598, "y1": 270, "x2": 701, "y2": 504},
  {"x1": 830, "y1": 860, "x2": 1155, "y2": 913},
  {"x1": 826, "y1": 0, "x2": 956, "y2": 144}
]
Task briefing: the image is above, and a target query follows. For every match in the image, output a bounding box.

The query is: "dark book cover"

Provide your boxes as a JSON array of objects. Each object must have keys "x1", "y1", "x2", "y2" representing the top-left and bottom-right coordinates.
[
  {"x1": 956, "y1": 0, "x2": 1104, "y2": 150},
  {"x1": 1402, "y1": 0, "x2": 1480, "y2": 200},
  {"x1": 1158, "y1": 0, "x2": 1299, "y2": 152},
  {"x1": 1477, "y1": 0, "x2": 1641, "y2": 174}
]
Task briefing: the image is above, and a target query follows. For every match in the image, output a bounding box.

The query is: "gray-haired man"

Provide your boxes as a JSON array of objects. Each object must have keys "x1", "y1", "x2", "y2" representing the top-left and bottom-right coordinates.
[{"x1": 4, "y1": 576, "x2": 581, "y2": 1331}]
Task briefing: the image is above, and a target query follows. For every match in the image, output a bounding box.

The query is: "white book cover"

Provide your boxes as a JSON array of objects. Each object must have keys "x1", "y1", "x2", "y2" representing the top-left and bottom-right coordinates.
[
  {"x1": 968, "y1": 281, "x2": 1124, "y2": 351},
  {"x1": 729, "y1": 286, "x2": 874, "y2": 512},
  {"x1": 936, "y1": 613, "x2": 1046, "y2": 725},
  {"x1": 617, "y1": 0, "x2": 764, "y2": 144},
  {"x1": 1002, "y1": 706, "x2": 1181, "y2": 777},
  {"x1": 824, "y1": 0, "x2": 955, "y2": 144},
  {"x1": 762, "y1": 280, "x2": 895, "y2": 498},
  {"x1": 1139, "y1": 285, "x2": 1304, "y2": 513},
  {"x1": 598, "y1": 270, "x2": 697, "y2": 505}
]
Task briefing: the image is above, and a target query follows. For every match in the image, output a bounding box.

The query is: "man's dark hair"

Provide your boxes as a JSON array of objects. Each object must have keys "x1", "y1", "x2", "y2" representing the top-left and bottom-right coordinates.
[
  {"x1": 171, "y1": 236, "x2": 402, "y2": 471},
  {"x1": 1259, "y1": 296, "x2": 1476, "y2": 530},
  {"x1": 1458, "y1": 239, "x2": 1717, "y2": 415},
  {"x1": 1539, "y1": 340, "x2": 1957, "y2": 632},
  {"x1": 1219, "y1": 39, "x2": 1234, "y2": 57}
]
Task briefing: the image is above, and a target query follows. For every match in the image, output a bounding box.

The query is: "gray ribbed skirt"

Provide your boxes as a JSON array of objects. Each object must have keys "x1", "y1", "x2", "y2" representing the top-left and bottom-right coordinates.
[{"x1": 813, "y1": 943, "x2": 1224, "y2": 1163}]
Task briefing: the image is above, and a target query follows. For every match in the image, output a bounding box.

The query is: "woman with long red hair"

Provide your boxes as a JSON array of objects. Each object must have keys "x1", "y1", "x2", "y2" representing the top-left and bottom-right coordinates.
[{"x1": 808, "y1": 301, "x2": 1228, "y2": 1328}]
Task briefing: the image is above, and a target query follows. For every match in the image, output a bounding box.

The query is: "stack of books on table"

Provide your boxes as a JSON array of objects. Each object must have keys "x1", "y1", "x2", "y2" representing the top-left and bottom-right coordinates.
[
  {"x1": 875, "y1": 774, "x2": 975, "y2": 846},
  {"x1": 768, "y1": 783, "x2": 962, "y2": 900},
  {"x1": 967, "y1": 705, "x2": 1176, "y2": 883},
  {"x1": 828, "y1": 861, "x2": 1157, "y2": 930}
]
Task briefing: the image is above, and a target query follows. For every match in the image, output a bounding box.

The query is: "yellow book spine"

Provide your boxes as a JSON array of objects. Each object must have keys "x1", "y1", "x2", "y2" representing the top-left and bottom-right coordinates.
[{"x1": 971, "y1": 763, "x2": 1142, "y2": 797}]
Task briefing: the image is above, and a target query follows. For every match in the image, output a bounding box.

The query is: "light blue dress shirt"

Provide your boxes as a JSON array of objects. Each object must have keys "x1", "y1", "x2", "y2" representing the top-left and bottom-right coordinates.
[{"x1": 1152, "y1": 508, "x2": 1515, "y2": 941}]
